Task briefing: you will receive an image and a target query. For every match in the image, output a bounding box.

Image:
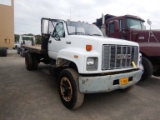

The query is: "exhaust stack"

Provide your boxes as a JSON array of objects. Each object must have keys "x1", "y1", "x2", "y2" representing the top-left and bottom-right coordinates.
[{"x1": 101, "y1": 14, "x2": 106, "y2": 37}]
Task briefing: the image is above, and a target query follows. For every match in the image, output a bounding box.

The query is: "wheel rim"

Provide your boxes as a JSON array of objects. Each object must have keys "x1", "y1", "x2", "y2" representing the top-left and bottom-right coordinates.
[{"x1": 60, "y1": 77, "x2": 73, "y2": 102}]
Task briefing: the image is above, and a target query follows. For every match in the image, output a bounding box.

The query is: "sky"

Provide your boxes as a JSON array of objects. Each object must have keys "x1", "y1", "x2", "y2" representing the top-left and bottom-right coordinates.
[{"x1": 11, "y1": 0, "x2": 160, "y2": 34}]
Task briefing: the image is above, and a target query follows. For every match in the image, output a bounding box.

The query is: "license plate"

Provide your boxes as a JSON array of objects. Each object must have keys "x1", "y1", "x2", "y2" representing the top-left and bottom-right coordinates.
[{"x1": 120, "y1": 78, "x2": 129, "y2": 85}]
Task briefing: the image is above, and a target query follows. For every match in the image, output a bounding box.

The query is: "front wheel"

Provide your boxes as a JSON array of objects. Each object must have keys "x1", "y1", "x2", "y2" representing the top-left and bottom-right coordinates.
[
  {"x1": 140, "y1": 57, "x2": 153, "y2": 81},
  {"x1": 58, "y1": 68, "x2": 84, "y2": 109}
]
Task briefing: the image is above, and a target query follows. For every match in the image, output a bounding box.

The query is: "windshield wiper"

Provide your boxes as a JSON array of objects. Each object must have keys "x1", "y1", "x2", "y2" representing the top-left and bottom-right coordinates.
[
  {"x1": 69, "y1": 32, "x2": 85, "y2": 35},
  {"x1": 92, "y1": 34, "x2": 102, "y2": 36},
  {"x1": 86, "y1": 34, "x2": 102, "y2": 36},
  {"x1": 70, "y1": 32, "x2": 102, "y2": 36}
]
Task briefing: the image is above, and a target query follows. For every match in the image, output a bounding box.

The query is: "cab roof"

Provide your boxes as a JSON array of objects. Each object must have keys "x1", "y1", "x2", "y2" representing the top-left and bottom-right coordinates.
[{"x1": 124, "y1": 15, "x2": 145, "y2": 22}]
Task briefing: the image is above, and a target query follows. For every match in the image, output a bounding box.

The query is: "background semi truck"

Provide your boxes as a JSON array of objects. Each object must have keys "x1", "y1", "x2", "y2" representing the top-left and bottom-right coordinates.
[
  {"x1": 17, "y1": 35, "x2": 35, "y2": 57},
  {"x1": 22, "y1": 18, "x2": 143, "y2": 109},
  {"x1": 94, "y1": 14, "x2": 160, "y2": 81}
]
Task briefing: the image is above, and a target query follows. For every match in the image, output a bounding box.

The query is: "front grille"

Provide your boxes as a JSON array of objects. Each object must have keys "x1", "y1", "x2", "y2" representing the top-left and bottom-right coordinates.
[{"x1": 102, "y1": 45, "x2": 138, "y2": 70}]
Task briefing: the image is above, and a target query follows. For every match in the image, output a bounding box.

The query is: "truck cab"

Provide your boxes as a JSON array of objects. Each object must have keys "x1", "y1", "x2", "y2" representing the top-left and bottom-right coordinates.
[
  {"x1": 95, "y1": 14, "x2": 160, "y2": 81},
  {"x1": 17, "y1": 35, "x2": 35, "y2": 56}
]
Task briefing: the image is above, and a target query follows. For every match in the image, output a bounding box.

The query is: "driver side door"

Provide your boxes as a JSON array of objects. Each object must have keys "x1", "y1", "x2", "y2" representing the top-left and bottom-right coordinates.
[
  {"x1": 108, "y1": 19, "x2": 125, "y2": 39},
  {"x1": 48, "y1": 22, "x2": 66, "y2": 59}
]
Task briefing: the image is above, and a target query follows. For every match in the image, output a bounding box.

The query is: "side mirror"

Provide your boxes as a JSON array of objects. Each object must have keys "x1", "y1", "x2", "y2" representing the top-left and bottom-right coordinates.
[
  {"x1": 114, "y1": 20, "x2": 120, "y2": 32},
  {"x1": 147, "y1": 19, "x2": 152, "y2": 25},
  {"x1": 147, "y1": 19, "x2": 152, "y2": 30}
]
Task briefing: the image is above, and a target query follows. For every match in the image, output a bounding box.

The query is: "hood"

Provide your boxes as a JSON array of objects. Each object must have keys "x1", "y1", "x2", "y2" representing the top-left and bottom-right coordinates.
[
  {"x1": 130, "y1": 29, "x2": 160, "y2": 43},
  {"x1": 68, "y1": 35, "x2": 138, "y2": 47}
]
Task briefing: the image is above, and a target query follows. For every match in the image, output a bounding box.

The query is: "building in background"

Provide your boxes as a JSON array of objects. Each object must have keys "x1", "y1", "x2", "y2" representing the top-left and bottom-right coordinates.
[{"x1": 0, "y1": 0, "x2": 14, "y2": 53}]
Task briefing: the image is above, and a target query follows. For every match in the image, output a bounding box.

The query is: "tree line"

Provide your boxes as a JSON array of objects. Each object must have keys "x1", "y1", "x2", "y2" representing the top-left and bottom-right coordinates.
[{"x1": 15, "y1": 34, "x2": 41, "y2": 44}]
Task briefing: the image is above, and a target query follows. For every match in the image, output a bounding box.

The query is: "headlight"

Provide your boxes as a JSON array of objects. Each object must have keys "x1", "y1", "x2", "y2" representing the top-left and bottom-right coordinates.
[
  {"x1": 86, "y1": 57, "x2": 98, "y2": 71},
  {"x1": 87, "y1": 58, "x2": 95, "y2": 65}
]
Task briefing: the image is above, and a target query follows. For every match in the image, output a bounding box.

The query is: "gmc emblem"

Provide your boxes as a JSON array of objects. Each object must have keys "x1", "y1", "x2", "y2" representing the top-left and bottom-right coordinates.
[{"x1": 117, "y1": 54, "x2": 131, "y2": 59}]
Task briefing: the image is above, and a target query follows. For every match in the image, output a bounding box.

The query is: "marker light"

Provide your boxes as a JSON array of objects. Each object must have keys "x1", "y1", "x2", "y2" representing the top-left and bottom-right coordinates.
[{"x1": 86, "y1": 45, "x2": 92, "y2": 51}]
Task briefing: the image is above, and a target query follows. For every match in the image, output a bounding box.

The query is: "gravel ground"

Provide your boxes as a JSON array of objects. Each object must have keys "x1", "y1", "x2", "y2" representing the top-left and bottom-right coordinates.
[{"x1": 0, "y1": 49, "x2": 160, "y2": 120}]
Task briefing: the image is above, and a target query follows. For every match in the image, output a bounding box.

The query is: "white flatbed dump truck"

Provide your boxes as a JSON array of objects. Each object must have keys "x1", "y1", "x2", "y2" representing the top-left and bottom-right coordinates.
[{"x1": 23, "y1": 18, "x2": 143, "y2": 109}]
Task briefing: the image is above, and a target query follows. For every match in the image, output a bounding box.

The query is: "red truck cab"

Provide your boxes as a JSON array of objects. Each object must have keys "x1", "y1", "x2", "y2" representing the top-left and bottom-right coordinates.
[{"x1": 95, "y1": 14, "x2": 160, "y2": 81}]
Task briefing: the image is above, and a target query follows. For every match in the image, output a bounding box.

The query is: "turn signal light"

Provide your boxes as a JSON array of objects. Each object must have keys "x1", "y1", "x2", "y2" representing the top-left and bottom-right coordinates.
[{"x1": 86, "y1": 45, "x2": 92, "y2": 51}]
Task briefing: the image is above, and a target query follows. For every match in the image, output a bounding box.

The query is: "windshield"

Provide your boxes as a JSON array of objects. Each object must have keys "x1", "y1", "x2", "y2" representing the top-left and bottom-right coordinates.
[
  {"x1": 126, "y1": 18, "x2": 146, "y2": 30},
  {"x1": 66, "y1": 21, "x2": 103, "y2": 36}
]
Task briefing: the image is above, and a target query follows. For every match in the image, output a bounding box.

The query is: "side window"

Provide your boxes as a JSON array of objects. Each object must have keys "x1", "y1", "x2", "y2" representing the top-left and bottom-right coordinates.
[
  {"x1": 52, "y1": 22, "x2": 65, "y2": 37},
  {"x1": 109, "y1": 22, "x2": 114, "y2": 33},
  {"x1": 119, "y1": 19, "x2": 124, "y2": 30}
]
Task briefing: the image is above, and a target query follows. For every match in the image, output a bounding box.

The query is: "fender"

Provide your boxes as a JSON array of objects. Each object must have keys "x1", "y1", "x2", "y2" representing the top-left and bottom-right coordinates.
[{"x1": 56, "y1": 47, "x2": 99, "y2": 73}]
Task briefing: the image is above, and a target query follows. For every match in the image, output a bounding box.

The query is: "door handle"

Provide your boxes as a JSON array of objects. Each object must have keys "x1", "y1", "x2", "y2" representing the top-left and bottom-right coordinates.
[
  {"x1": 48, "y1": 40, "x2": 52, "y2": 43},
  {"x1": 66, "y1": 41, "x2": 71, "y2": 44}
]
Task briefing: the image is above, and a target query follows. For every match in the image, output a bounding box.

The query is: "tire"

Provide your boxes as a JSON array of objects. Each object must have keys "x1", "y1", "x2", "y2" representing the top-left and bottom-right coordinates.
[
  {"x1": 17, "y1": 48, "x2": 20, "y2": 54},
  {"x1": 25, "y1": 52, "x2": 38, "y2": 70},
  {"x1": 0, "y1": 47, "x2": 7, "y2": 57},
  {"x1": 58, "y1": 68, "x2": 84, "y2": 109},
  {"x1": 3, "y1": 48, "x2": 7, "y2": 57},
  {"x1": 33, "y1": 56, "x2": 38, "y2": 70},
  {"x1": 20, "y1": 48, "x2": 25, "y2": 57},
  {"x1": 2, "y1": 48, "x2": 5, "y2": 57},
  {"x1": 140, "y1": 57, "x2": 153, "y2": 81},
  {"x1": 119, "y1": 86, "x2": 134, "y2": 92},
  {"x1": 0, "y1": 48, "x2": 3, "y2": 56},
  {"x1": 14, "y1": 45, "x2": 17, "y2": 49}
]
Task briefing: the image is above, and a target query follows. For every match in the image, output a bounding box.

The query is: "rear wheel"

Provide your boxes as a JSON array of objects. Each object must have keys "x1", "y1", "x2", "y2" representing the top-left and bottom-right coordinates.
[
  {"x1": 0, "y1": 47, "x2": 7, "y2": 57},
  {"x1": 58, "y1": 68, "x2": 84, "y2": 109},
  {"x1": 17, "y1": 48, "x2": 20, "y2": 54},
  {"x1": 14, "y1": 45, "x2": 17, "y2": 49},
  {"x1": 140, "y1": 57, "x2": 153, "y2": 81},
  {"x1": 25, "y1": 52, "x2": 38, "y2": 70},
  {"x1": 4, "y1": 48, "x2": 7, "y2": 56},
  {"x1": 0, "y1": 48, "x2": 2, "y2": 56},
  {"x1": 20, "y1": 48, "x2": 25, "y2": 57}
]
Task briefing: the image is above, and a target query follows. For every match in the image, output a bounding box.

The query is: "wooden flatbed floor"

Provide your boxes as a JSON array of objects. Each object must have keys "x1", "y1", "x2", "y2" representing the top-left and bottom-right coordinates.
[{"x1": 22, "y1": 45, "x2": 47, "y2": 54}]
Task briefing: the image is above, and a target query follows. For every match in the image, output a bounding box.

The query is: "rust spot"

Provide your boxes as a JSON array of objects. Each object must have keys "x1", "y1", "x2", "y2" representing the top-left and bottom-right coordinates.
[{"x1": 82, "y1": 79, "x2": 88, "y2": 84}]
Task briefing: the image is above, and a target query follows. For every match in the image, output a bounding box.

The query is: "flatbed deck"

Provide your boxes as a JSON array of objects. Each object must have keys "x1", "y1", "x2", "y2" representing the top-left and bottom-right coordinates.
[{"x1": 22, "y1": 45, "x2": 47, "y2": 54}]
